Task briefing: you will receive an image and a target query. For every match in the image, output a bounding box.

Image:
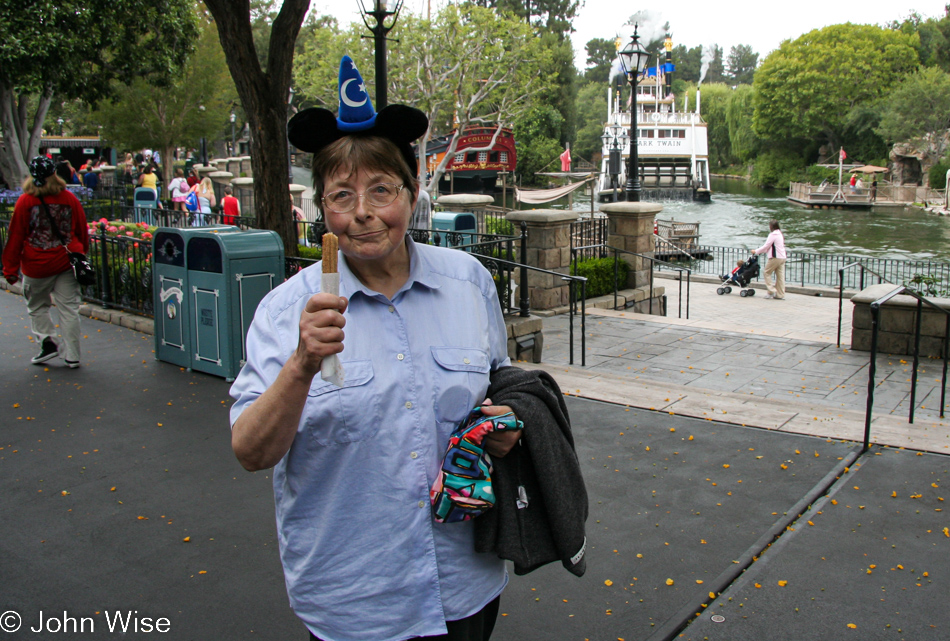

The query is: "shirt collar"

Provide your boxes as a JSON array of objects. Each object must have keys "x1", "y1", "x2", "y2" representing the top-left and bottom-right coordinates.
[{"x1": 338, "y1": 235, "x2": 442, "y2": 300}]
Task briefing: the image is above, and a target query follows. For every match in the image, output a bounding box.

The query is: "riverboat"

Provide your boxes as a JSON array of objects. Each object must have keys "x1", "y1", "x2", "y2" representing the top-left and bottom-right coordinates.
[
  {"x1": 425, "y1": 126, "x2": 517, "y2": 195},
  {"x1": 597, "y1": 66, "x2": 711, "y2": 203}
]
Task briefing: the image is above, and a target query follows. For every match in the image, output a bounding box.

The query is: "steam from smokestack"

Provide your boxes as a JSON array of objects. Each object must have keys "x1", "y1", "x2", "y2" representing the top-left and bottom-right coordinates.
[
  {"x1": 698, "y1": 44, "x2": 716, "y2": 86},
  {"x1": 610, "y1": 11, "x2": 667, "y2": 84}
]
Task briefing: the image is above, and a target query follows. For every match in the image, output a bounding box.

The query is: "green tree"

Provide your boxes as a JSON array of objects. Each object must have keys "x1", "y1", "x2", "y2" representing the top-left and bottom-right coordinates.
[
  {"x1": 701, "y1": 45, "x2": 726, "y2": 84},
  {"x1": 726, "y1": 44, "x2": 758, "y2": 85},
  {"x1": 890, "y1": 9, "x2": 950, "y2": 72},
  {"x1": 687, "y1": 83, "x2": 732, "y2": 167},
  {"x1": 204, "y1": 0, "x2": 310, "y2": 256},
  {"x1": 672, "y1": 44, "x2": 702, "y2": 83},
  {"x1": 380, "y1": 6, "x2": 554, "y2": 192},
  {"x1": 513, "y1": 104, "x2": 565, "y2": 184},
  {"x1": 573, "y1": 81, "x2": 608, "y2": 162},
  {"x1": 0, "y1": 0, "x2": 198, "y2": 185},
  {"x1": 726, "y1": 84, "x2": 760, "y2": 163},
  {"x1": 94, "y1": 18, "x2": 235, "y2": 187},
  {"x1": 877, "y1": 66, "x2": 950, "y2": 184},
  {"x1": 585, "y1": 38, "x2": 617, "y2": 83},
  {"x1": 752, "y1": 24, "x2": 919, "y2": 152}
]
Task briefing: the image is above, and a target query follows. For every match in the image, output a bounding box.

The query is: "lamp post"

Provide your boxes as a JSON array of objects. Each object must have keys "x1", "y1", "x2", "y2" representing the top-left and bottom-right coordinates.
[
  {"x1": 230, "y1": 109, "x2": 236, "y2": 156},
  {"x1": 359, "y1": 0, "x2": 404, "y2": 109},
  {"x1": 618, "y1": 25, "x2": 650, "y2": 202},
  {"x1": 57, "y1": 118, "x2": 64, "y2": 135}
]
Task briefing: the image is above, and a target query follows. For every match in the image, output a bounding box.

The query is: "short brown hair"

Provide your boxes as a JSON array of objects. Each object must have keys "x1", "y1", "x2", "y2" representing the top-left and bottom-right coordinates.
[
  {"x1": 311, "y1": 135, "x2": 417, "y2": 208},
  {"x1": 22, "y1": 173, "x2": 67, "y2": 197}
]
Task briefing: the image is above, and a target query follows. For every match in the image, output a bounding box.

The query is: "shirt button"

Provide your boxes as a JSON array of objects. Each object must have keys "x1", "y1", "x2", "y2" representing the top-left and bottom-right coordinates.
[
  {"x1": 405, "y1": 401, "x2": 413, "y2": 409},
  {"x1": 418, "y1": 500, "x2": 426, "y2": 508},
  {"x1": 410, "y1": 451, "x2": 418, "y2": 459},
  {"x1": 463, "y1": 358, "x2": 471, "y2": 364},
  {"x1": 397, "y1": 353, "x2": 405, "y2": 361},
  {"x1": 388, "y1": 305, "x2": 395, "y2": 313}
]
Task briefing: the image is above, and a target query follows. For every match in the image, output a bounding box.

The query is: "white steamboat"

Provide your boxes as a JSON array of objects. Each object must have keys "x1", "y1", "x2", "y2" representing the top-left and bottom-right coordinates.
[{"x1": 597, "y1": 68, "x2": 712, "y2": 203}]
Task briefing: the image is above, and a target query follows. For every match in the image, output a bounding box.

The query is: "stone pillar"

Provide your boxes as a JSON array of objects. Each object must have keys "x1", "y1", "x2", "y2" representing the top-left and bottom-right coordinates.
[
  {"x1": 600, "y1": 201, "x2": 663, "y2": 289},
  {"x1": 433, "y1": 194, "x2": 495, "y2": 211},
  {"x1": 289, "y1": 183, "x2": 307, "y2": 212},
  {"x1": 231, "y1": 177, "x2": 255, "y2": 219},
  {"x1": 208, "y1": 171, "x2": 233, "y2": 204},
  {"x1": 505, "y1": 210, "x2": 577, "y2": 311}
]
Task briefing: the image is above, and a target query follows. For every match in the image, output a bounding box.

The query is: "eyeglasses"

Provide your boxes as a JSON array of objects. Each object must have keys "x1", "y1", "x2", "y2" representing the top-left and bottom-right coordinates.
[{"x1": 322, "y1": 182, "x2": 406, "y2": 213}]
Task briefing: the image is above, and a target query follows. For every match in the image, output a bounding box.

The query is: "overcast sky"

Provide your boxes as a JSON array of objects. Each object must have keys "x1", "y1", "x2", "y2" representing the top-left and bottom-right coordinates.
[{"x1": 311, "y1": 0, "x2": 949, "y2": 70}]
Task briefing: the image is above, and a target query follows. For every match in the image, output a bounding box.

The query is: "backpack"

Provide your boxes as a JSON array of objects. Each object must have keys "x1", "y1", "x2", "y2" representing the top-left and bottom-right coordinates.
[{"x1": 185, "y1": 190, "x2": 199, "y2": 212}]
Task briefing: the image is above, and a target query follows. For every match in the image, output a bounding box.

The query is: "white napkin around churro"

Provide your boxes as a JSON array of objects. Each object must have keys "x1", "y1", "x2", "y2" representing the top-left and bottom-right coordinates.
[{"x1": 320, "y1": 271, "x2": 345, "y2": 387}]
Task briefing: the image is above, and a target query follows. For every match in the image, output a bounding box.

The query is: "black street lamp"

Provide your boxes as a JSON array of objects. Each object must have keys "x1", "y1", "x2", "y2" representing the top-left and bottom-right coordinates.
[
  {"x1": 230, "y1": 109, "x2": 236, "y2": 156},
  {"x1": 359, "y1": 0, "x2": 404, "y2": 109},
  {"x1": 57, "y1": 117, "x2": 64, "y2": 135},
  {"x1": 618, "y1": 25, "x2": 650, "y2": 203}
]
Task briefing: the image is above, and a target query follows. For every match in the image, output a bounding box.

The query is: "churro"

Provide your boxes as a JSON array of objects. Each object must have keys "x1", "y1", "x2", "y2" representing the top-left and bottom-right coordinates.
[{"x1": 322, "y1": 233, "x2": 338, "y2": 272}]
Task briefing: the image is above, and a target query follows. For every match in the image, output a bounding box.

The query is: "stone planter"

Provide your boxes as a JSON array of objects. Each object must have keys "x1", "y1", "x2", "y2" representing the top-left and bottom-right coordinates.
[{"x1": 851, "y1": 284, "x2": 950, "y2": 357}]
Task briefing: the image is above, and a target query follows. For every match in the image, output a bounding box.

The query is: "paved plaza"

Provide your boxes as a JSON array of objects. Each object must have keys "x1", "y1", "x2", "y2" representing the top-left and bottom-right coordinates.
[{"x1": 1, "y1": 277, "x2": 948, "y2": 640}]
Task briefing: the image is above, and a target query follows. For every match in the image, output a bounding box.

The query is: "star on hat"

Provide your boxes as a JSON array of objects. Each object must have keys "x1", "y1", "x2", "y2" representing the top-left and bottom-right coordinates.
[{"x1": 288, "y1": 55, "x2": 428, "y2": 173}]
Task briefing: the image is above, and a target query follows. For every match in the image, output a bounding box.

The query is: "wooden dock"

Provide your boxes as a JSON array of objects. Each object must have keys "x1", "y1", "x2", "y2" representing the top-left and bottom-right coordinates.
[{"x1": 787, "y1": 182, "x2": 873, "y2": 209}]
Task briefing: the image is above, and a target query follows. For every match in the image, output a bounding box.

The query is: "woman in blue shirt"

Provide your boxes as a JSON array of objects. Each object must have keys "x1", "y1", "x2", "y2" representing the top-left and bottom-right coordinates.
[{"x1": 229, "y1": 57, "x2": 519, "y2": 641}]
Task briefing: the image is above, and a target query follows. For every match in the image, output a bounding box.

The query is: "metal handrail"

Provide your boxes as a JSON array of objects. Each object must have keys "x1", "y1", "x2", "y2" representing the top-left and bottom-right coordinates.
[
  {"x1": 862, "y1": 285, "x2": 950, "y2": 452},
  {"x1": 571, "y1": 243, "x2": 691, "y2": 319},
  {"x1": 652, "y1": 233, "x2": 700, "y2": 260},
  {"x1": 836, "y1": 262, "x2": 892, "y2": 347}
]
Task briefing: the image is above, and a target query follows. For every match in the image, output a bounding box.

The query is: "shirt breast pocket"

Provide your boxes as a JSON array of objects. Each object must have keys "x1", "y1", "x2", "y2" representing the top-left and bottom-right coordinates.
[
  {"x1": 304, "y1": 360, "x2": 381, "y2": 446},
  {"x1": 431, "y1": 347, "x2": 490, "y2": 427}
]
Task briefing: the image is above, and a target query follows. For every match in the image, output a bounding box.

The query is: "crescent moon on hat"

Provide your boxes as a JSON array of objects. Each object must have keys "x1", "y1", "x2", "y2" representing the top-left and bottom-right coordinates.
[{"x1": 340, "y1": 78, "x2": 367, "y2": 108}]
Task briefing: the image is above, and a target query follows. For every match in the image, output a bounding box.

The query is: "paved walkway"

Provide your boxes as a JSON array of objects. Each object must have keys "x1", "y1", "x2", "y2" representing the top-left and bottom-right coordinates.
[
  {"x1": 530, "y1": 275, "x2": 950, "y2": 455},
  {"x1": 2, "y1": 276, "x2": 948, "y2": 640}
]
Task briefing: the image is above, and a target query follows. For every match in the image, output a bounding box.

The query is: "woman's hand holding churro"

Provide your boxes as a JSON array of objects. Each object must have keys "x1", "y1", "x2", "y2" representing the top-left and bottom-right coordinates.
[{"x1": 293, "y1": 293, "x2": 347, "y2": 378}]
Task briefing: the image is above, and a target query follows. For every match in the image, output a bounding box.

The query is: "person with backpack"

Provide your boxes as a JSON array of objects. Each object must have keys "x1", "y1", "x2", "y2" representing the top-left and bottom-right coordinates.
[
  {"x1": 169, "y1": 168, "x2": 189, "y2": 211},
  {"x1": 2, "y1": 157, "x2": 89, "y2": 368}
]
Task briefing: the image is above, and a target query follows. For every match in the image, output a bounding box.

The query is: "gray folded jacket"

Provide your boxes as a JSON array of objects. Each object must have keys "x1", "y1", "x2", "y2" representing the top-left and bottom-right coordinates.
[{"x1": 473, "y1": 366, "x2": 589, "y2": 577}]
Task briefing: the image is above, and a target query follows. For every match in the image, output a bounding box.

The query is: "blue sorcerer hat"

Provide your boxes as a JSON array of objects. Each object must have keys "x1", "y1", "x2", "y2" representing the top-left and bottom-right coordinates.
[{"x1": 288, "y1": 55, "x2": 428, "y2": 173}]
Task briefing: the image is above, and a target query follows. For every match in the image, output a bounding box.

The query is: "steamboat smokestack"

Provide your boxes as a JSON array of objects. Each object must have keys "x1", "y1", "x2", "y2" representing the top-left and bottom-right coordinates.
[{"x1": 664, "y1": 36, "x2": 673, "y2": 99}]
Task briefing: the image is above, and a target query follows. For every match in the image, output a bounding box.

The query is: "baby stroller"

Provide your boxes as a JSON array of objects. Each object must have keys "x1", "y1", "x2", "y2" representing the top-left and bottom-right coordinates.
[{"x1": 717, "y1": 254, "x2": 759, "y2": 297}]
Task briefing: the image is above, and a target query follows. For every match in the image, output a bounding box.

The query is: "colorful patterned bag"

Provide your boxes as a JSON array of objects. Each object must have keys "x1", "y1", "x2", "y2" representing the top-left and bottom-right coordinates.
[{"x1": 431, "y1": 407, "x2": 523, "y2": 523}]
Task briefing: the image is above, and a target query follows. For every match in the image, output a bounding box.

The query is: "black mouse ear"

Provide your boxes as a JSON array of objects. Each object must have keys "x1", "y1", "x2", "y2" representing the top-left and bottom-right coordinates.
[
  {"x1": 374, "y1": 104, "x2": 429, "y2": 145},
  {"x1": 288, "y1": 108, "x2": 343, "y2": 153}
]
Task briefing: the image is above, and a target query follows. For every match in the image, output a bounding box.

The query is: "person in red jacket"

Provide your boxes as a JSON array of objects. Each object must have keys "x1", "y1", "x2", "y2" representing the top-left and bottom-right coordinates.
[{"x1": 2, "y1": 156, "x2": 89, "y2": 368}]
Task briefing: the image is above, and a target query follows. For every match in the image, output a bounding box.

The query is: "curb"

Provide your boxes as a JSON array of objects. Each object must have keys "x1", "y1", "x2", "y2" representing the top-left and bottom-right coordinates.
[{"x1": 1, "y1": 280, "x2": 155, "y2": 335}]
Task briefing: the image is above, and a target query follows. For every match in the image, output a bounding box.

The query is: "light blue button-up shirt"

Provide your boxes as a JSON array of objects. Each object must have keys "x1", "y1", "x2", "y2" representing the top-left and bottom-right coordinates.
[{"x1": 230, "y1": 238, "x2": 510, "y2": 641}]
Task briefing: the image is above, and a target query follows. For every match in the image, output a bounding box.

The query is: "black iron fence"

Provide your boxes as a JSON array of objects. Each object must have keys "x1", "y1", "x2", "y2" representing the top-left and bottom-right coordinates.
[
  {"x1": 656, "y1": 244, "x2": 950, "y2": 291},
  {"x1": 861, "y1": 285, "x2": 950, "y2": 452},
  {"x1": 570, "y1": 216, "x2": 609, "y2": 262}
]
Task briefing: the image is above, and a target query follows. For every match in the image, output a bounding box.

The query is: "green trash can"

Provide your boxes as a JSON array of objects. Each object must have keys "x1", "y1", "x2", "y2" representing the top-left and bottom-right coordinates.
[
  {"x1": 153, "y1": 227, "x2": 234, "y2": 370},
  {"x1": 153, "y1": 226, "x2": 284, "y2": 381},
  {"x1": 432, "y1": 211, "x2": 477, "y2": 248}
]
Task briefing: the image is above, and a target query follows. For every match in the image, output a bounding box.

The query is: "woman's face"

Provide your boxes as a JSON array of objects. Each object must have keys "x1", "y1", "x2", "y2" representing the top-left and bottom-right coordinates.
[{"x1": 323, "y1": 166, "x2": 412, "y2": 267}]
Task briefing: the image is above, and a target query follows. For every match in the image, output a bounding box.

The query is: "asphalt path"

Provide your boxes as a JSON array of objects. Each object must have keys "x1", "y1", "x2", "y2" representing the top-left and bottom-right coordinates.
[{"x1": 2, "y1": 288, "x2": 947, "y2": 641}]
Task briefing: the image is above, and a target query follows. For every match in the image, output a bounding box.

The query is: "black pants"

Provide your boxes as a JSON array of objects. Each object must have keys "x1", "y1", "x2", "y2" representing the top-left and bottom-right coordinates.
[{"x1": 308, "y1": 597, "x2": 500, "y2": 641}]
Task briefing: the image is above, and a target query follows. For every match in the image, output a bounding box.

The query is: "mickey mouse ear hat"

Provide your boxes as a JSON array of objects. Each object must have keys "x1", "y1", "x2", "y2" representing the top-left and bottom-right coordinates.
[{"x1": 288, "y1": 56, "x2": 428, "y2": 174}]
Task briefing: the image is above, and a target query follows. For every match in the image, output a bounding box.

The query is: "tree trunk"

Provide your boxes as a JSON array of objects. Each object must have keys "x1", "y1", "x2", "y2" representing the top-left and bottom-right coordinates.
[
  {"x1": 203, "y1": 0, "x2": 309, "y2": 258},
  {"x1": 0, "y1": 84, "x2": 51, "y2": 187}
]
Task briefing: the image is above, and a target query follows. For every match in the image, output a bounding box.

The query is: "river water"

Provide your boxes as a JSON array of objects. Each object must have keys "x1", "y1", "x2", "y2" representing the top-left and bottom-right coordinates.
[{"x1": 515, "y1": 177, "x2": 950, "y2": 262}]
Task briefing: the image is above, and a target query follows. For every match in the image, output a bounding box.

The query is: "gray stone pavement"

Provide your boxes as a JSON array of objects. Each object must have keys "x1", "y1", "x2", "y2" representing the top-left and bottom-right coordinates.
[{"x1": 529, "y1": 276, "x2": 950, "y2": 455}]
